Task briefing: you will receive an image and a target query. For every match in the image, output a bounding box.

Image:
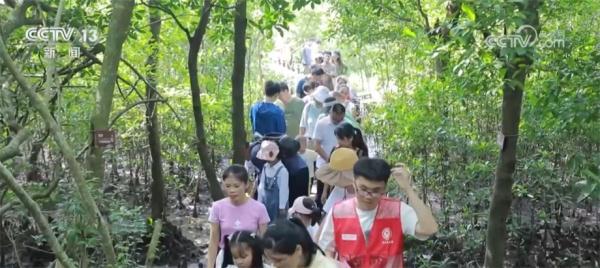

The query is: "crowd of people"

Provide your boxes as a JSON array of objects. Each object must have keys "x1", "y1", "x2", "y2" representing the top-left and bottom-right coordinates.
[{"x1": 206, "y1": 48, "x2": 439, "y2": 268}]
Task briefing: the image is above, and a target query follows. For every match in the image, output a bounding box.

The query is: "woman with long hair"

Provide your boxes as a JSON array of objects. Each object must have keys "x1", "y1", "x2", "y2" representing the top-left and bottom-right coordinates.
[{"x1": 262, "y1": 218, "x2": 340, "y2": 268}]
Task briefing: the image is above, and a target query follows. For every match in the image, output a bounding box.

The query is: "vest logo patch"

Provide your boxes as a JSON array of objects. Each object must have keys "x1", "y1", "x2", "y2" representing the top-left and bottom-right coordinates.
[
  {"x1": 341, "y1": 233, "x2": 357, "y2": 241},
  {"x1": 381, "y1": 227, "x2": 394, "y2": 244}
]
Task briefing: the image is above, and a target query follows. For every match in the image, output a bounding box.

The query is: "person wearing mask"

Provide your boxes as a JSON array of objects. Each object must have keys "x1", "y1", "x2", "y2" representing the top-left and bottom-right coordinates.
[
  {"x1": 207, "y1": 165, "x2": 270, "y2": 268},
  {"x1": 277, "y1": 82, "x2": 305, "y2": 138},
  {"x1": 318, "y1": 159, "x2": 439, "y2": 268},
  {"x1": 250, "y1": 81, "x2": 286, "y2": 137},
  {"x1": 263, "y1": 218, "x2": 341, "y2": 268},
  {"x1": 299, "y1": 86, "x2": 330, "y2": 148}
]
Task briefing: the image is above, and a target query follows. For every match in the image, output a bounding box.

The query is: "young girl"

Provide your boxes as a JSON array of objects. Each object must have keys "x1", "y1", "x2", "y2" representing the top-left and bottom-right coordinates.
[
  {"x1": 321, "y1": 123, "x2": 369, "y2": 212},
  {"x1": 333, "y1": 122, "x2": 368, "y2": 157},
  {"x1": 222, "y1": 230, "x2": 272, "y2": 268},
  {"x1": 208, "y1": 165, "x2": 271, "y2": 268},
  {"x1": 256, "y1": 140, "x2": 289, "y2": 223},
  {"x1": 288, "y1": 196, "x2": 322, "y2": 241}
]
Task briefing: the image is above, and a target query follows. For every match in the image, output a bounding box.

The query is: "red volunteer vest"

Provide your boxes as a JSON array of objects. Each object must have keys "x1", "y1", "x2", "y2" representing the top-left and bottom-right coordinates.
[{"x1": 332, "y1": 198, "x2": 404, "y2": 268}]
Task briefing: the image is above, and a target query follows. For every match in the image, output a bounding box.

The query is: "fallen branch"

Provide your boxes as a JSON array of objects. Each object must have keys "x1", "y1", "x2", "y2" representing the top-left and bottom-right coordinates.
[
  {"x1": 0, "y1": 162, "x2": 75, "y2": 268},
  {"x1": 0, "y1": 31, "x2": 117, "y2": 266}
]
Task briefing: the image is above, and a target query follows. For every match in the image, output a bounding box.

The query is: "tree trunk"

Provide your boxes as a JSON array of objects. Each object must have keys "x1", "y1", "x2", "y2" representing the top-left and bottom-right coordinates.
[
  {"x1": 146, "y1": 0, "x2": 166, "y2": 220},
  {"x1": 87, "y1": 0, "x2": 135, "y2": 182},
  {"x1": 0, "y1": 35, "x2": 118, "y2": 266},
  {"x1": 484, "y1": 1, "x2": 539, "y2": 267},
  {"x1": 188, "y1": 0, "x2": 224, "y2": 201},
  {"x1": 231, "y1": 0, "x2": 247, "y2": 164}
]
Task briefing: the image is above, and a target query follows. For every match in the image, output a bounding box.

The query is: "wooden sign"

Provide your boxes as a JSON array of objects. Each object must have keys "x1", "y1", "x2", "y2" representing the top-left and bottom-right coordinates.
[{"x1": 94, "y1": 129, "x2": 116, "y2": 148}]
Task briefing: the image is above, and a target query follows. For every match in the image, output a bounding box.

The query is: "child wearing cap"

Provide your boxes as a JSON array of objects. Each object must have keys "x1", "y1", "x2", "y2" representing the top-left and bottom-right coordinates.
[
  {"x1": 256, "y1": 140, "x2": 289, "y2": 223},
  {"x1": 288, "y1": 196, "x2": 323, "y2": 241}
]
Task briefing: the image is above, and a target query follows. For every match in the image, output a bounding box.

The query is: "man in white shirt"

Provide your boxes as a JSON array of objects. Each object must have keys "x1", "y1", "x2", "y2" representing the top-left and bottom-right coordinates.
[
  {"x1": 318, "y1": 159, "x2": 439, "y2": 267},
  {"x1": 299, "y1": 86, "x2": 330, "y2": 142},
  {"x1": 312, "y1": 101, "x2": 346, "y2": 208},
  {"x1": 312, "y1": 102, "x2": 345, "y2": 168}
]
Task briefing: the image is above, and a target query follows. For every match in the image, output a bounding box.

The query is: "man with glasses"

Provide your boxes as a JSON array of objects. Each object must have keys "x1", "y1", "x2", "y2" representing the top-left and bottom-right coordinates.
[{"x1": 317, "y1": 158, "x2": 439, "y2": 268}]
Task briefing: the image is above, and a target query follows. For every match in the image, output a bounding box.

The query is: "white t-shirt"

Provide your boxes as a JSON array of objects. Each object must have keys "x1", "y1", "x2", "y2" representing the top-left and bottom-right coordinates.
[
  {"x1": 323, "y1": 186, "x2": 354, "y2": 213},
  {"x1": 307, "y1": 223, "x2": 320, "y2": 241},
  {"x1": 318, "y1": 200, "x2": 420, "y2": 253},
  {"x1": 312, "y1": 116, "x2": 341, "y2": 168},
  {"x1": 299, "y1": 149, "x2": 318, "y2": 178}
]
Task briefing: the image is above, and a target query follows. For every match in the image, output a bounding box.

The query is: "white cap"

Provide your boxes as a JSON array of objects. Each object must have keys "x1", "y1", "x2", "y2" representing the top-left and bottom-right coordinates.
[{"x1": 311, "y1": 86, "x2": 330, "y2": 103}]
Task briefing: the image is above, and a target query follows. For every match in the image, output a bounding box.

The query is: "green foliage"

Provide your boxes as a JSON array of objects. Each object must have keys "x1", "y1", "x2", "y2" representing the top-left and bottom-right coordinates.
[
  {"x1": 35, "y1": 183, "x2": 148, "y2": 267},
  {"x1": 333, "y1": 0, "x2": 600, "y2": 265}
]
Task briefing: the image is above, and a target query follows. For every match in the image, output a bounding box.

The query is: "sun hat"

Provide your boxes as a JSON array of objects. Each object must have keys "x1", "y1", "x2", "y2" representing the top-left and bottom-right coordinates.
[
  {"x1": 312, "y1": 86, "x2": 331, "y2": 103},
  {"x1": 315, "y1": 148, "x2": 359, "y2": 187}
]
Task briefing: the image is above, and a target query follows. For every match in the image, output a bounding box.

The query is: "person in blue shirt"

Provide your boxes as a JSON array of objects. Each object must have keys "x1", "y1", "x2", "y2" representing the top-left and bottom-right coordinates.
[
  {"x1": 250, "y1": 81, "x2": 287, "y2": 137},
  {"x1": 296, "y1": 76, "x2": 308, "y2": 98}
]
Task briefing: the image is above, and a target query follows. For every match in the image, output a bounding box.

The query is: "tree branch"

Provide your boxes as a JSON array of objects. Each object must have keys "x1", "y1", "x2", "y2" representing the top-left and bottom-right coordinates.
[
  {"x1": 120, "y1": 58, "x2": 185, "y2": 124},
  {"x1": 141, "y1": 1, "x2": 191, "y2": 39},
  {"x1": 0, "y1": 128, "x2": 32, "y2": 161},
  {"x1": 416, "y1": 0, "x2": 431, "y2": 32},
  {"x1": 380, "y1": 3, "x2": 413, "y2": 24},
  {"x1": 0, "y1": 170, "x2": 60, "y2": 217},
  {"x1": 109, "y1": 99, "x2": 165, "y2": 127},
  {"x1": 0, "y1": 0, "x2": 53, "y2": 40},
  {"x1": 0, "y1": 162, "x2": 75, "y2": 268}
]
